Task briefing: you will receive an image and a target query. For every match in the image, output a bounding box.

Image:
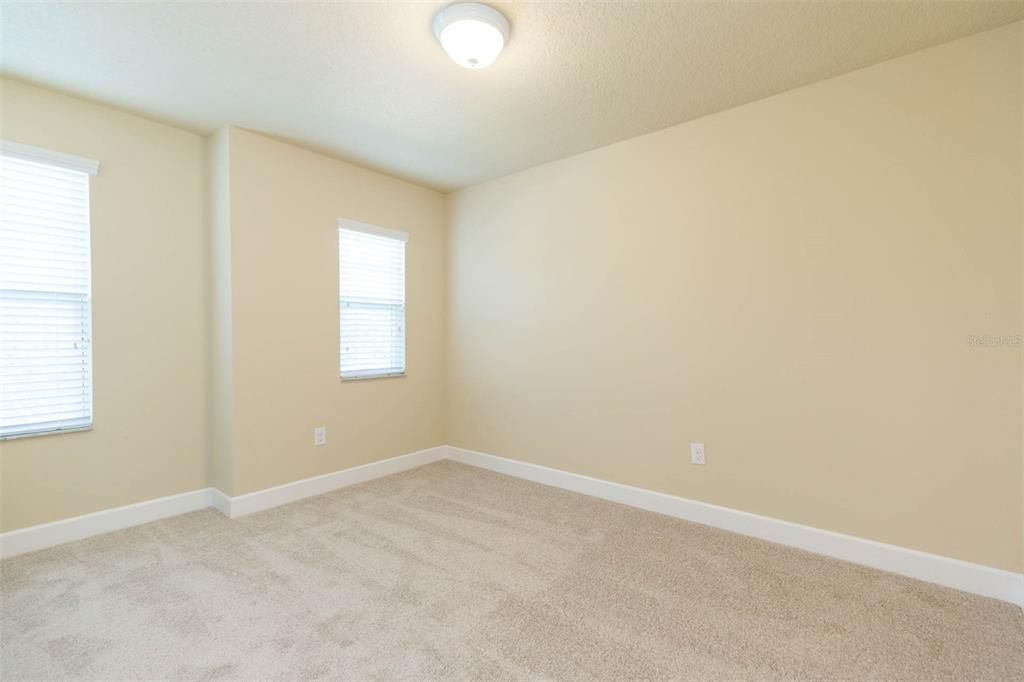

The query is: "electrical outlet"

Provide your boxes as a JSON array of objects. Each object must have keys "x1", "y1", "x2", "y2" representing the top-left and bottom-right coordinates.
[
  {"x1": 690, "y1": 442, "x2": 705, "y2": 465},
  {"x1": 314, "y1": 426, "x2": 327, "y2": 447}
]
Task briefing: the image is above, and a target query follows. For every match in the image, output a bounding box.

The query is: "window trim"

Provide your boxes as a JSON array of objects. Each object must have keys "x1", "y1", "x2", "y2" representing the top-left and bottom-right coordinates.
[
  {"x1": 337, "y1": 219, "x2": 408, "y2": 382},
  {"x1": 340, "y1": 369, "x2": 407, "y2": 382},
  {"x1": 0, "y1": 140, "x2": 99, "y2": 176},
  {"x1": 0, "y1": 141, "x2": 98, "y2": 440},
  {"x1": 1, "y1": 425, "x2": 93, "y2": 442},
  {"x1": 338, "y1": 219, "x2": 408, "y2": 243}
]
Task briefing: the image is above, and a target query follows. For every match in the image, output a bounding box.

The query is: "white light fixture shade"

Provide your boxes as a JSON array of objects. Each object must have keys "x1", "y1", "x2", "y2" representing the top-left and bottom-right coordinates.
[{"x1": 433, "y1": 3, "x2": 510, "y2": 69}]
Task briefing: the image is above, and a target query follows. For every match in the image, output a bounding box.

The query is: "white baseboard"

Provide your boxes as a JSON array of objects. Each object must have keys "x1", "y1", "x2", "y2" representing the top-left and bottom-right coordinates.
[
  {"x1": 210, "y1": 488, "x2": 233, "y2": 518},
  {"x1": 4, "y1": 443, "x2": 1021, "y2": 610},
  {"x1": 0, "y1": 488, "x2": 214, "y2": 560},
  {"x1": 215, "y1": 445, "x2": 448, "y2": 518},
  {"x1": 0, "y1": 446, "x2": 447, "y2": 560},
  {"x1": 445, "y1": 446, "x2": 1024, "y2": 608}
]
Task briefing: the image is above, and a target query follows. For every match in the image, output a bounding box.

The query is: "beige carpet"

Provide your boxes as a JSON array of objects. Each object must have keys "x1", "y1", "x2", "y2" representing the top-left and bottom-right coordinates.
[{"x1": 2, "y1": 460, "x2": 1022, "y2": 681}]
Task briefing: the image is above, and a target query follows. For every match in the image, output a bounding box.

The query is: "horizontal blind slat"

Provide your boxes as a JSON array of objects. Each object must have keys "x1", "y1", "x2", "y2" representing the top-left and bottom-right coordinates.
[
  {"x1": 338, "y1": 227, "x2": 405, "y2": 378},
  {"x1": 0, "y1": 153, "x2": 93, "y2": 438}
]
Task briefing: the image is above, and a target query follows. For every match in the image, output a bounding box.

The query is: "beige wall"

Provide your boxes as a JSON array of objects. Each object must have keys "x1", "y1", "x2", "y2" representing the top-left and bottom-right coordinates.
[
  {"x1": 1, "y1": 25, "x2": 1020, "y2": 577},
  {"x1": 222, "y1": 128, "x2": 446, "y2": 495},
  {"x1": 0, "y1": 86, "x2": 447, "y2": 528},
  {"x1": 446, "y1": 23, "x2": 1024, "y2": 571},
  {"x1": 0, "y1": 78, "x2": 209, "y2": 530},
  {"x1": 0, "y1": 82, "x2": 448, "y2": 522},
  {"x1": 207, "y1": 127, "x2": 235, "y2": 494}
]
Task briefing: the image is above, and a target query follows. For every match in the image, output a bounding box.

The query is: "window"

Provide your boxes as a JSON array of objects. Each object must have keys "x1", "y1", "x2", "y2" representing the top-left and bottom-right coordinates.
[
  {"x1": 0, "y1": 142, "x2": 98, "y2": 438},
  {"x1": 338, "y1": 221, "x2": 407, "y2": 380}
]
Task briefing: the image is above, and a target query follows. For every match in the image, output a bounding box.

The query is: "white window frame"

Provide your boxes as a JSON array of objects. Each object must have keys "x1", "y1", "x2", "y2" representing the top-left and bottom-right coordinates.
[
  {"x1": 338, "y1": 219, "x2": 408, "y2": 381},
  {"x1": 0, "y1": 141, "x2": 98, "y2": 440}
]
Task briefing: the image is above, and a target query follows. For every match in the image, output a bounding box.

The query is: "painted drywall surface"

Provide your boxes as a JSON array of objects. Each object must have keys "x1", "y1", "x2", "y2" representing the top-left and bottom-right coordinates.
[
  {"x1": 446, "y1": 23, "x2": 1024, "y2": 571},
  {"x1": 0, "y1": 78, "x2": 209, "y2": 531},
  {"x1": 225, "y1": 128, "x2": 446, "y2": 495},
  {"x1": 207, "y1": 127, "x2": 235, "y2": 495}
]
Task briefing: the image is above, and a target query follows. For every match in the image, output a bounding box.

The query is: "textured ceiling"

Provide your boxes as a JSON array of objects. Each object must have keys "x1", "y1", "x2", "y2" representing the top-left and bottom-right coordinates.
[{"x1": 1, "y1": 1, "x2": 1022, "y2": 191}]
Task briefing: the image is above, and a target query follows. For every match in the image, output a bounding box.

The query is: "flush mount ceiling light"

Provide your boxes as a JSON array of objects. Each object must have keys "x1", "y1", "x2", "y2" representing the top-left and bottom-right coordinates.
[{"x1": 432, "y1": 3, "x2": 510, "y2": 70}]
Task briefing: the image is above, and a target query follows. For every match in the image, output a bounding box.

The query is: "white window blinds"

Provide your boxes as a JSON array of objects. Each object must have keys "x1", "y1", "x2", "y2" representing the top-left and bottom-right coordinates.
[
  {"x1": 338, "y1": 222, "x2": 407, "y2": 380},
  {"x1": 0, "y1": 146, "x2": 96, "y2": 438}
]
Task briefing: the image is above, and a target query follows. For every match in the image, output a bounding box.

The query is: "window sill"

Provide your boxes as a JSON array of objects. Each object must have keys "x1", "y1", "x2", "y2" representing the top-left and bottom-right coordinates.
[
  {"x1": 341, "y1": 372, "x2": 406, "y2": 382},
  {"x1": 0, "y1": 425, "x2": 93, "y2": 441}
]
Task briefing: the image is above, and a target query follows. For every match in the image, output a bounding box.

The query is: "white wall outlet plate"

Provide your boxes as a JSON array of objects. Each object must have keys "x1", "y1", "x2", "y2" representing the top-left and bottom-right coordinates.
[
  {"x1": 690, "y1": 442, "x2": 705, "y2": 465},
  {"x1": 314, "y1": 426, "x2": 327, "y2": 447}
]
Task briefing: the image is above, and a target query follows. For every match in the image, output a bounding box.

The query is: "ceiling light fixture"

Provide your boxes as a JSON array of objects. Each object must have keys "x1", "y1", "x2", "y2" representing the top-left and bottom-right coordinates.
[{"x1": 432, "y1": 3, "x2": 510, "y2": 70}]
